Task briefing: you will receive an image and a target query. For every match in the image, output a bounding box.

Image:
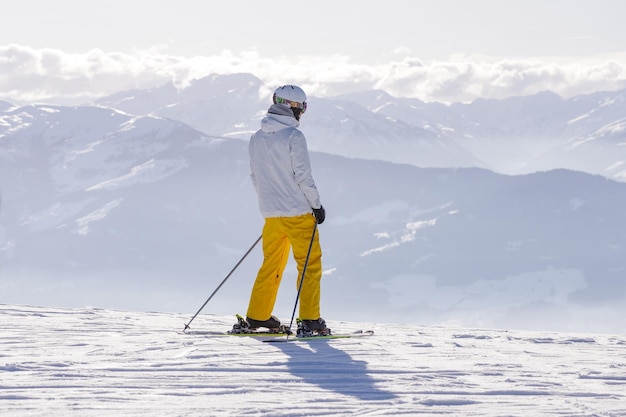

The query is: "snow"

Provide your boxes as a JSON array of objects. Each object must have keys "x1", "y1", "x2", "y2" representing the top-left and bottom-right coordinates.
[
  {"x1": 1, "y1": 304, "x2": 625, "y2": 416},
  {"x1": 75, "y1": 199, "x2": 123, "y2": 235}
]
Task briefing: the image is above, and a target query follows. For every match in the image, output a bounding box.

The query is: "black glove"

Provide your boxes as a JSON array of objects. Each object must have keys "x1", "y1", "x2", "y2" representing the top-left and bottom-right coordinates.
[{"x1": 312, "y1": 205, "x2": 325, "y2": 224}]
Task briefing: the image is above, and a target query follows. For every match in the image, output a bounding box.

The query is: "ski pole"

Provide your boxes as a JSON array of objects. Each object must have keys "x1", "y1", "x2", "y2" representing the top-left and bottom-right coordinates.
[
  {"x1": 286, "y1": 221, "x2": 318, "y2": 338},
  {"x1": 183, "y1": 234, "x2": 262, "y2": 332}
]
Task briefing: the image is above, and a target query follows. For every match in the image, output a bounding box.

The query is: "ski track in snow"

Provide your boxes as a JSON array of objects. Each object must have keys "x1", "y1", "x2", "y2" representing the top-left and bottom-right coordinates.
[{"x1": 1, "y1": 305, "x2": 625, "y2": 416}]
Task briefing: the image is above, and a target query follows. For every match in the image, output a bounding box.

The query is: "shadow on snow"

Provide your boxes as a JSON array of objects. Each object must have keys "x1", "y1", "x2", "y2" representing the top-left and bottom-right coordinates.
[{"x1": 271, "y1": 339, "x2": 397, "y2": 401}]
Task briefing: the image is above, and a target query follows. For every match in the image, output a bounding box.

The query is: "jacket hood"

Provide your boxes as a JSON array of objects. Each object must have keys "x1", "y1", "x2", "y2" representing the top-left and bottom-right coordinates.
[{"x1": 260, "y1": 103, "x2": 299, "y2": 133}]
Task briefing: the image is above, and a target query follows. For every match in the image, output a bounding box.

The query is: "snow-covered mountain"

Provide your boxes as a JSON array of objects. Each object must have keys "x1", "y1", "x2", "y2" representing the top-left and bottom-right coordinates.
[
  {"x1": 2, "y1": 101, "x2": 626, "y2": 333},
  {"x1": 0, "y1": 103, "x2": 259, "y2": 297},
  {"x1": 526, "y1": 117, "x2": 626, "y2": 181},
  {"x1": 96, "y1": 73, "x2": 479, "y2": 169},
  {"x1": 95, "y1": 74, "x2": 267, "y2": 139},
  {"x1": 2, "y1": 304, "x2": 625, "y2": 416},
  {"x1": 95, "y1": 74, "x2": 626, "y2": 182},
  {"x1": 339, "y1": 88, "x2": 626, "y2": 179}
]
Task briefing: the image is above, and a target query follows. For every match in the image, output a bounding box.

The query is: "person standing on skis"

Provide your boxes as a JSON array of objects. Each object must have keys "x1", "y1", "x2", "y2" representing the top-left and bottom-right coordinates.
[{"x1": 244, "y1": 85, "x2": 327, "y2": 334}]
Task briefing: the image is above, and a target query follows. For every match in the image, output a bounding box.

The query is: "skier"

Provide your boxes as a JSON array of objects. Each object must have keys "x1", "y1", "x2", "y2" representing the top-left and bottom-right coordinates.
[{"x1": 244, "y1": 85, "x2": 327, "y2": 334}]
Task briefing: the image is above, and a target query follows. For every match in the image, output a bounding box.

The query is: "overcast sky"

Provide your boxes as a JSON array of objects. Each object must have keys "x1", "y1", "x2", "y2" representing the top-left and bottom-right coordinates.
[{"x1": 2, "y1": 0, "x2": 625, "y2": 104}]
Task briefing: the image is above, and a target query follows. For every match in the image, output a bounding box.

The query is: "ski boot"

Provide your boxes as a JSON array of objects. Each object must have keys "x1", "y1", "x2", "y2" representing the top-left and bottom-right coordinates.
[
  {"x1": 296, "y1": 318, "x2": 331, "y2": 337},
  {"x1": 228, "y1": 314, "x2": 291, "y2": 335},
  {"x1": 228, "y1": 314, "x2": 254, "y2": 334}
]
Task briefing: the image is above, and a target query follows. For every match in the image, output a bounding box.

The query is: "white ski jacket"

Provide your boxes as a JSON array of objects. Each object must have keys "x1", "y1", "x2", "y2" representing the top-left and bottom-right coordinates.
[{"x1": 249, "y1": 104, "x2": 322, "y2": 218}]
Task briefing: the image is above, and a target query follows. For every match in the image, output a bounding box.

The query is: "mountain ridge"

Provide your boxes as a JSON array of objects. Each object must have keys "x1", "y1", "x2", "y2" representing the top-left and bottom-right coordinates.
[{"x1": 92, "y1": 73, "x2": 626, "y2": 181}]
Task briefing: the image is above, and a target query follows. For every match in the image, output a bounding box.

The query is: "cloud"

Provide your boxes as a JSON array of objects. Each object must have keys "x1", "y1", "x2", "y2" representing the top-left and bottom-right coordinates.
[
  {"x1": 1, "y1": 44, "x2": 626, "y2": 105},
  {"x1": 374, "y1": 57, "x2": 626, "y2": 103}
]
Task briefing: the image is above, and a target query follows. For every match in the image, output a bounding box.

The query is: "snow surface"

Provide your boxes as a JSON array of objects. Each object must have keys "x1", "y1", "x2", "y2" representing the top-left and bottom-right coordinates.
[{"x1": 1, "y1": 304, "x2": 625, "y2": 416}]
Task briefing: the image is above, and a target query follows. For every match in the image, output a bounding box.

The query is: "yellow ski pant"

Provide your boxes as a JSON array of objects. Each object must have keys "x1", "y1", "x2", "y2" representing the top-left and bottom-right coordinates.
[{"x1": 247, "y1": 214, "x2": 322, "y2": 321}]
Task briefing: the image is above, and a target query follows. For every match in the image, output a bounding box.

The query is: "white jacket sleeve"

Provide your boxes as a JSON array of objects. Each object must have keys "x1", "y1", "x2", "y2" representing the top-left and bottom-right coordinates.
[{"x1": 289, "y1": 130, "x2": 321, "y2": 210}]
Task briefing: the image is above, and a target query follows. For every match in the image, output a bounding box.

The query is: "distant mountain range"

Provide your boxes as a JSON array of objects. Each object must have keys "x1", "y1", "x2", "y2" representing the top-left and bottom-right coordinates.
[
  {"x1": 1, "y1": 74, "x2": 626, "y2": 333},
  {"x1": 94, "y1": 73, "x2": 626, "y2": 182}
]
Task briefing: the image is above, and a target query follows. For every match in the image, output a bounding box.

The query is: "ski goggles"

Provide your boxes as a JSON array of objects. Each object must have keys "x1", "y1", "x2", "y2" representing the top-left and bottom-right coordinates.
[{"x1": 275, "y1": 96, "x2": 307, "y2": 113}]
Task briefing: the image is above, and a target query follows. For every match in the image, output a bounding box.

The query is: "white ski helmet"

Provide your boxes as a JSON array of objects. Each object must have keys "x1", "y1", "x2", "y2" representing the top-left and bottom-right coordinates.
[{"x1": 273, "y1": 85, "x2": 307, "y2": 114}]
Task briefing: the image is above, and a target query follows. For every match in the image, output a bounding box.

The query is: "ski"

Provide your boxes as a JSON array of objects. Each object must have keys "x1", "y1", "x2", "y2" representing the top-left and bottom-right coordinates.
[
  {"x1": 184, "y1": 329, "x2": 373, "y2": 340},
  {"x1": 184, "y1": 315, "x2": 374, "y2": 341},
  {"x1": 183, "y1": 330, "x2": 290, "y2": 338},
  {"x1": 228, "y1": 332, "x2": 291, "y2": 338},
  {"x1": 263, "y1": 330, "x2": 374, "y2": 343},
  {"x1": 183, "y1": 315, "x2": 291, "y2": 338}
]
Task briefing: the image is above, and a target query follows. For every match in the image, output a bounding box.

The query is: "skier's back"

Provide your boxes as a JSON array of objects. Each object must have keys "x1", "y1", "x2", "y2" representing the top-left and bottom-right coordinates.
[{"x1": 245, "y1": 85, "x2": 327, "y2": 334}]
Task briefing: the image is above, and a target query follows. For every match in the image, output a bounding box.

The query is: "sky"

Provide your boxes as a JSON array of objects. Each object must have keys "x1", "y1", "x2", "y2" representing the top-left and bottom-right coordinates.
[{"x1": 2, "y1": 0, "x2": 626, "y2": 104}]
